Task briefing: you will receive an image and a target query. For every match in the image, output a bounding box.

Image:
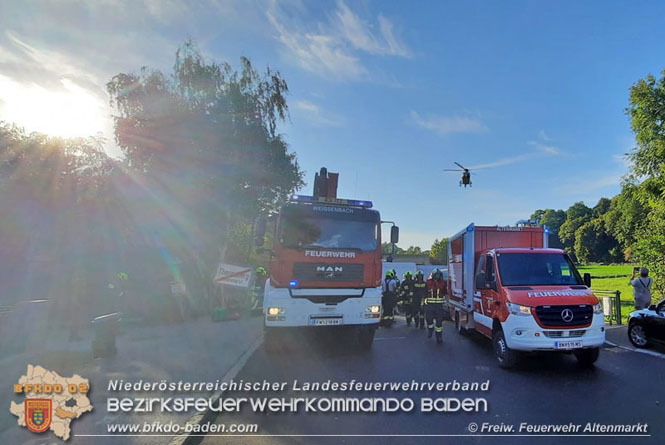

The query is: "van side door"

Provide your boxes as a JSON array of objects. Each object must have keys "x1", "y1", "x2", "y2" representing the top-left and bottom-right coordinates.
[{"x1": 480, "y1": 254, "x2": 500, "y2": 319}]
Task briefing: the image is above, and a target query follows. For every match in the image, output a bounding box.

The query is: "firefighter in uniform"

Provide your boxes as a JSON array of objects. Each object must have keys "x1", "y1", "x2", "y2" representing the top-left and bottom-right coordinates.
[
  {"x1": 412, "y1": 270, "x2": 427, "y2": 329},
  {"x1": 381, "y1": 270, "x2": 398, "y2": 326},
  {"x1": 399, "y1": 272, "x2": 416, "y2": 326},
  {"x1": 425, "y1": 268, "x2": 446, "y2": 344}
]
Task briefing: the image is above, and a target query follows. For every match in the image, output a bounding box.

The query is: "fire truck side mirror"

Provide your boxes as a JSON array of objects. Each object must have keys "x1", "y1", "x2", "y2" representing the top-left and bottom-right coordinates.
[
  {"x1": 390, "y1": 226, "x2": 399, "y2": 244},
  {"x1": 254, "y1": 216, "x2": 267, "y2": 246},
  {"x1": 583, "y1": 272, "x2": 591, "y2": 288}
]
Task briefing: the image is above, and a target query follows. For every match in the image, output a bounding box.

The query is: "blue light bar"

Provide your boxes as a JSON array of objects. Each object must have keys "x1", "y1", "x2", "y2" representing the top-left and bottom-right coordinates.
[
  {"x1": 289, "y1": 194, "x2": 373, "y2": 208},
  {"x1": 289, "y1": 280, "x2": 299, "y2": 288},
  {"x1": 290, "y1": 194, "x2": 317, "y2": 202},
  {"x1": 466, "y1": 225, "x2": 474, "y2": 232}
]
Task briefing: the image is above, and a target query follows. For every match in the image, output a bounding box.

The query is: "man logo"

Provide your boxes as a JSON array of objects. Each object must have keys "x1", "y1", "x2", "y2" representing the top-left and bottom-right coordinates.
[
  {"x1": 561, "y1": 308, "x2": 574, "y2": 323},
  {"x1": 316, "y1": 266, "x2": 343, "y2": 279},
  {"x1": 25, "y1": 399, "x2": 52, "y2": 433}
]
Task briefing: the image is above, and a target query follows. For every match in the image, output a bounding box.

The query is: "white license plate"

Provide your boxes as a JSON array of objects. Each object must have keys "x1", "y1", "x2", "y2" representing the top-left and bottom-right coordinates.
[
  {"x1": 555, "y1": 340, "x2": 583, "y2": 349},
  {"x1": 311, "y1": 318, "x2": 342, "y2": 326}
]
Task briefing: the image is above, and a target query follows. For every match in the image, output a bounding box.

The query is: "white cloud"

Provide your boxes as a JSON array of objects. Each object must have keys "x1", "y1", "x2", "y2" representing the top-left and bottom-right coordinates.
[
  {"x1": 410, "y1": 110, "x2": 487, "y2": 136},
  {"x1": 538, "y1": 129, "x2": 552, "y2": 141},
  {"x1": 377, "y1": 15, "x2": 411, "y2": 57},
  {"x1": 267, "y1": 11, "x2": 367, "y2": 80},
  {"x1": 334, "y1": 1, "x2": 411, "y2": 57},
  {"x1": 527, "y1": 140, "x2": 562, "y2": 155},
  {"x1": 293, "y1": 100, "x2": 345, "y2": 127},
  {"x1": 468, "y1": 135, "x2": 566, "y2": 170},
  {"x1": 6, "y1": 31, "x2": 101, "y2": 87},
  {"x1": 468, "y1": 153, "x2": 538, "y2": 170},
  {"x1": 267, "y1": 0, "x2": 411, "y2": 80}
]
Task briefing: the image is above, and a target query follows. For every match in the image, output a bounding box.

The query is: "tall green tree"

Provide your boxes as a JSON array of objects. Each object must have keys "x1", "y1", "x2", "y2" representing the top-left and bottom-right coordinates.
[
  {"x1": 531, "y1": 208, "x2": 566, "y2": 248},
  {"x1": 106, "y1": 41, "x2": 303, "y2": 268},
  {"x1": 574, "y1": 218, "x2": 622, "y2": 263},
  {"x1": 558, "y1": 202, "x2": 593, "y2": 257},
  {"x1": 593, "y1": 197, "x2": 612, "y2": 217},
  {"x1": 430, "y1": 238, "x2": 448, "y2": 265},
  {"x1": 625, "y1": 68, "x2": 665, "y2": 295},
  {"x1": 603, "y1": 184, "x2": 648, "y2": 259}
]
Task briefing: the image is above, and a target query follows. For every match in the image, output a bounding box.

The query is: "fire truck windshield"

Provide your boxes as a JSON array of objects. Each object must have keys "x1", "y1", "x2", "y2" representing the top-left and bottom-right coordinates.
[
  {"x1": 497, "y1": 253, "x2": 584, "y2": 286},
  {"x1": 278, "y1": 206, "x2": 379, "y2": 251}
]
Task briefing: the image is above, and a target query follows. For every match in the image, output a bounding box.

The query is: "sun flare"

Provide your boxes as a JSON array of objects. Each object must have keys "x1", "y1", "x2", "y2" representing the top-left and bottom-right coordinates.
[{"x1": 0, "y1": 75, "x2": 108, "y2": 138}]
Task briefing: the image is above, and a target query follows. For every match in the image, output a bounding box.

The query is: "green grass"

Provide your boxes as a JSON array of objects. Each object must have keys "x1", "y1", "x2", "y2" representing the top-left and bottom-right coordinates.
[{"x1": 577, "y1": 264, "x2": 638, "y2": 324}]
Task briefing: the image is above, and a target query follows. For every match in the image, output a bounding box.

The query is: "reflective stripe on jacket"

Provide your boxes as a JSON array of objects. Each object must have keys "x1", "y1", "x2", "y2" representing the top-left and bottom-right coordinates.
[{"x1": 425, "y1": 278, "x2": 446, "y2": 304}]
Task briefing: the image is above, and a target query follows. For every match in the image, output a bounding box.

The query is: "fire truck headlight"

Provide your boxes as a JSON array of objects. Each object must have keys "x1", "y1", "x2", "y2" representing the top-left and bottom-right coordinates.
[
  {"x1": 366, "y1": 305, "x2": 381, "y2": 314},
  {"x1": 267, "y1": 307, "x2": 283, "y2": 316},
  {"x1": 506, "y1": 302, "x2": 532, "y2": 316},
  {"x1": 593, "y1": 303, "x2": 602, "y2": 314}
]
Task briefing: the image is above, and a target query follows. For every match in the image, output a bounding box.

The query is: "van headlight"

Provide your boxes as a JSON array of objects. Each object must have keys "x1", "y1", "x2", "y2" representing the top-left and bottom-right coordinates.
[
  {"x1": 267, "y1": 307, "x2": 283, "y2": 316},
  {"x1": 593, "y1": 303, "x2": 602, "y2": 314},
  {"x1": 506, "y1": 302, "x2": 532, "y2": 316},
  {"x1": 366, "y1": 305, "x2": 381, "y2": 314}
]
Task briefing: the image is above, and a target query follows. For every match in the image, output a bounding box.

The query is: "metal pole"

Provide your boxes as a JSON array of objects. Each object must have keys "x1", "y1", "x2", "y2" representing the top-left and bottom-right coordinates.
[{"x1": 616, "y1": 290, "x2": 622, "y2": 325}]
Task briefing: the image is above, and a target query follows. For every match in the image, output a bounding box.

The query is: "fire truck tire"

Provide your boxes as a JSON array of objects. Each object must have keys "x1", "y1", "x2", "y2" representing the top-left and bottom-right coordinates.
[
  {"x1": 492, "y1": 328, "x2": 519, "y2": 369},
  {"x1": 574, "y1": 347, "x2": 600, "y2": 367},
  {"x1": 356, "y1": 327, "x2": 375, "y2": 350}
]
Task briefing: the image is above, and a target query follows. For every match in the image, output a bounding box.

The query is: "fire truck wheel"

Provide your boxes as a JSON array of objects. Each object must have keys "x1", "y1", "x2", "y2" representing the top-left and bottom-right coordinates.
[
  {"x1": 492, "y1": 328, "x2": 519, "y2": 369},
  {"x1": 455, "y1": 312, "x2": 466, "y2": 335},
  {"x1": 356, "y1": 327, "x2": 375, "y2": 350},
  {"x1": 574, "y1": 347, "x2": 600, "y2": 367}
]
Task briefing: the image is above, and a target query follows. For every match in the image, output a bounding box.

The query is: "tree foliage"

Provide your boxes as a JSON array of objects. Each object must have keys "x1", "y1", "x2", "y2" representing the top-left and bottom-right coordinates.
[
  {"x1": 106, "y1": 41, "x2": 303, "y2": 265},
  {"x1": 531, "y1": 208, "x2": 566, "y2": 248},
  {"x1": 429, "y1": 238, "x2": 448, "y2": 265},
  {"x1": 574, "y1": 218, "x2": 622, "y2": 263},
  {"x1": 558, "y1": 202, "x2": 593, "y2": 259},
  {"x1": 627, "y1": 69, "x2": 665, "y2": 179}
]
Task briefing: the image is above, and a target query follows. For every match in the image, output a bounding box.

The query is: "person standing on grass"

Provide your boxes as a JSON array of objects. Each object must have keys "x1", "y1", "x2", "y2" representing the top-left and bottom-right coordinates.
[{"x1": 630, "y1": 267, "x2": 653, "y2": 310}]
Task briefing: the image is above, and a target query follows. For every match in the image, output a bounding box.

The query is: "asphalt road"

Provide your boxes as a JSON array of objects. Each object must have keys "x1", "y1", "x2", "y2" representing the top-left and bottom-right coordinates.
[{"x1": 202, "y1": 319, "x2": 664, "y2": 445}]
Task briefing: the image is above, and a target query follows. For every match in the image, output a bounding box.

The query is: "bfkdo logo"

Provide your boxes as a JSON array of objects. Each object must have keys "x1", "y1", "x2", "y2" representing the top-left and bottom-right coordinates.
[
  {"x1": 25, "y1": 399, "x2": 52, "y2": 433},
  {"x1": 10, "y1": 365, "x2": 93, "y2": 441}
]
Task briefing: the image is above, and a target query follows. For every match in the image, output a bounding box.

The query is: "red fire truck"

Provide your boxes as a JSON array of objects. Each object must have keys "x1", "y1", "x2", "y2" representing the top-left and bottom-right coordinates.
[
  {"x1": 447, "y1": 223, "x2": 605, "y2": 368},
  {"x1": 256, "y1": 168, "x2": 398, "y2": 351}
]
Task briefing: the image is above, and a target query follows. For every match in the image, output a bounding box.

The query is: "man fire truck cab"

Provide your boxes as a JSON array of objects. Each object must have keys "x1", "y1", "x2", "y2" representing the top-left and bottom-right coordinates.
[
  {"x1": 255, "y1": 168, "x2": 398, "y2": 352},
  {"x1": 447, "y1": 223, "x2": 605, "y2": 368}
]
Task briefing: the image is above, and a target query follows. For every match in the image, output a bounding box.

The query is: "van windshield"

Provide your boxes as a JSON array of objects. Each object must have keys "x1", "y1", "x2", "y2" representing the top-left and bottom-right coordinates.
[{"x1": 496, "y1": 253, "x2": 583, "y2": 286}]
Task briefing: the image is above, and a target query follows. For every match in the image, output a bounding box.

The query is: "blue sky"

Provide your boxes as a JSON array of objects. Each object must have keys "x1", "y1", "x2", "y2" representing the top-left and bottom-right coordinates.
[{"x1": 1, "y1": 0, "x2": 665, "y2": 248}]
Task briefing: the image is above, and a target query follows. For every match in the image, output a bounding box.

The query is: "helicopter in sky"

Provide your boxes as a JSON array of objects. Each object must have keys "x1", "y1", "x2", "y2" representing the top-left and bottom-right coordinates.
[{"x1": 444, "y1": 162, "x2": 477, "y2": 187}]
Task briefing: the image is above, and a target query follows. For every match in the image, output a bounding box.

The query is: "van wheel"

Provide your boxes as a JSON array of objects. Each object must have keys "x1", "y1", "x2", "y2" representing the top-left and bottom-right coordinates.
[
  {"x1": 574, "y1": 347, "x2": 600, "y2": 367},
  {"x1": 492, "y1": 328, "x2": 519, "y2": 369},
  {"x1": 357, "y1": 327, "x2": 375, "y2": 350},
  {"x1": 455, "y1": 312, "x2": 466, "y2": 335}
]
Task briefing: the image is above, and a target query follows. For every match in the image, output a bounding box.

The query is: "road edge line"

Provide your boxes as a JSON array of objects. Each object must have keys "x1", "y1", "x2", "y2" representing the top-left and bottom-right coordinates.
[
  {"x1": 169, "y1": 332, "x2": 264, "y2": 445},
  {"x1": 605, "y1": 340, "x2": 665, "y2": 360}
]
